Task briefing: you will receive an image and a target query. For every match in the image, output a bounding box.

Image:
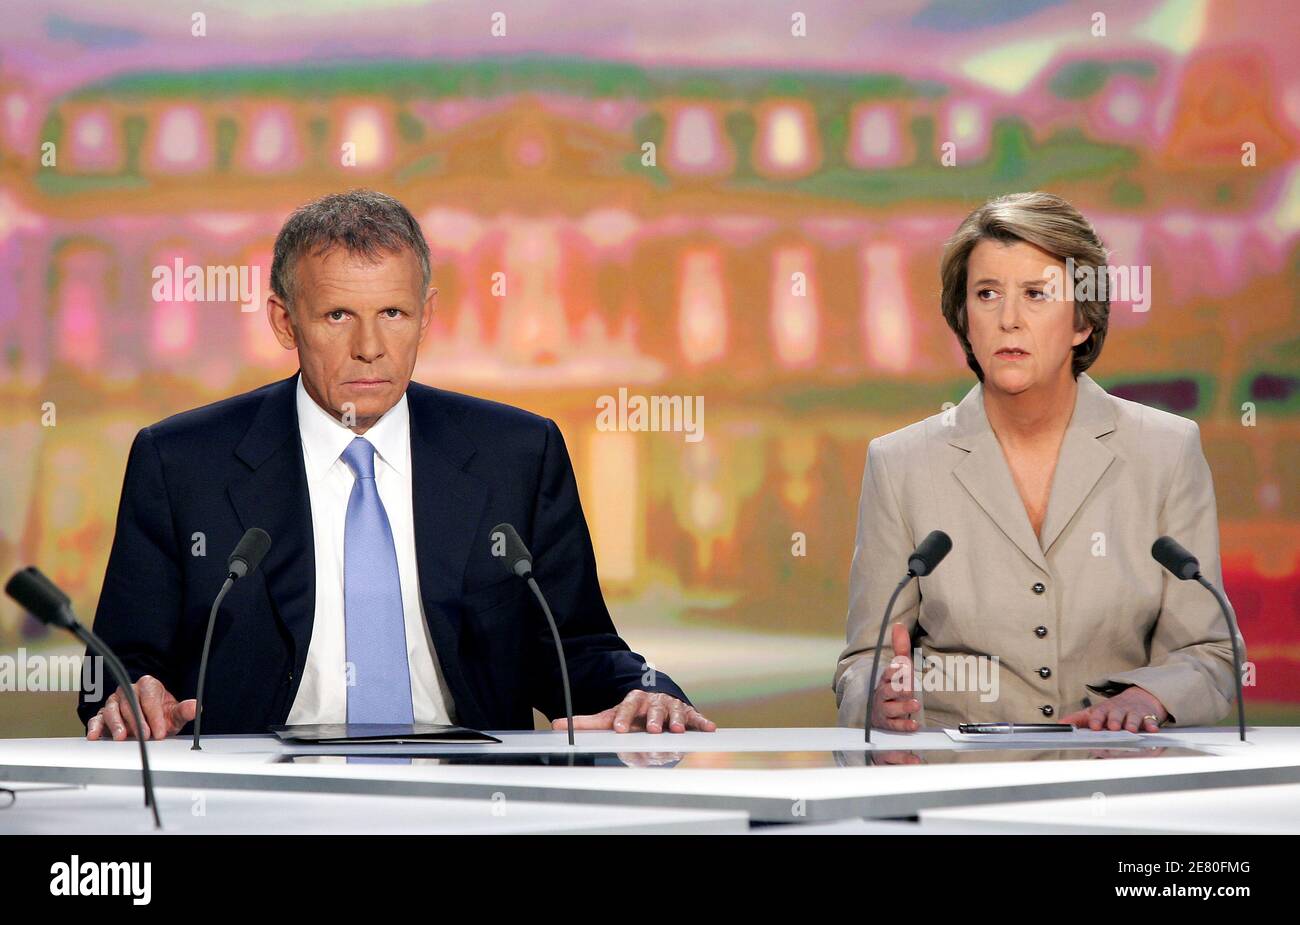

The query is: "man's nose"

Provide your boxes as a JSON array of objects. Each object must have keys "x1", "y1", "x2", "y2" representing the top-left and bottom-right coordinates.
[{"x1": 351, "y1": 319, "x2": 385, "y2": 361}]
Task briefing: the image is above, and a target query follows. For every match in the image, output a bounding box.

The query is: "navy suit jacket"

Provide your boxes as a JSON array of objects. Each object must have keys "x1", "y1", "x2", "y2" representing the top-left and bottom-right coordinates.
[{"x1": 77, "y1": 374, "x2": 688, "y2": 733}]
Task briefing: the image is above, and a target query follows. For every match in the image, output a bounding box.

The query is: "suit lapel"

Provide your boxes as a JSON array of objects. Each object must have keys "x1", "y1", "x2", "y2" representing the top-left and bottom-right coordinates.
[
  {"x1": 946, "y1": 373, "x2": 1117, "y2": 574},
  {"x1": 951, "y1": 423, "x2": 1051, "y2": 575},
  {"x1": 405, "y1": 384, "x2": 489, "y2": 728},
  {"x1": 1038, "y1": 374, "x2": 1117, "y2": 555},
  {"x1": 227, "y1": 374, "x2": 316, "y2": 677}
]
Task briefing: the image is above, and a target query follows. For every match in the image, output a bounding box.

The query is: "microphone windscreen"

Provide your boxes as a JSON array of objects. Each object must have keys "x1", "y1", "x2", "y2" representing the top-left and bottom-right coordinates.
[
  {"x1": 5, "y1": 566, "x2": 76, "y2": 629},
  {"x1": 228, "y1": 528, "x2": 272, "y2": 578},
  {"x1": 908, "y1": 530, "x2": 953, "y2": 577},
  {"x1": 1152, "y1": 535, "x2": 1199, "y2": 580},
  {"x1": 491, "y1": 523, "x2": 533, "y2": 577}
]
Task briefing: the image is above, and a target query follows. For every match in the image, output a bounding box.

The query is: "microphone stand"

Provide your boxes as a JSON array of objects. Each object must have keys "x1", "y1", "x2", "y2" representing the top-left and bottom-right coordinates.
[
  {"x1": 192, "y1": 575, "x2": 235, "y2": 751},
  {"x1": 526, "y1": 577, "x2": 575, "y2": 748},
  {"x1": 74, "y1": 624, "x2": 162, "y2": 828},
  {"x1": 864, "y1": 572, "x2": 917, "y2": 744},
  {"x1": 1195, "y1": 575, "x2": 1248, "y2": 743}
]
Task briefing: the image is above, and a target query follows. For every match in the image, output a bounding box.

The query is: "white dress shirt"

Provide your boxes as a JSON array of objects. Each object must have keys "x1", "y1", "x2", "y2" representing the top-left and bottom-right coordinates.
[{"x1": 286, "y1": 376, "x2": 456, "y2": 725}]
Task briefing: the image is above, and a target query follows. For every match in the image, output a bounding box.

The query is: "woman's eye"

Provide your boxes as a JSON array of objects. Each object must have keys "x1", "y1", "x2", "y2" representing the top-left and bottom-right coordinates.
[
  {"x1": 1026, "y1": 289, "x2": 1044, "y2": 300},
  {"x1": 977, "y1": 289, "x2": 998, "y2": 301}
]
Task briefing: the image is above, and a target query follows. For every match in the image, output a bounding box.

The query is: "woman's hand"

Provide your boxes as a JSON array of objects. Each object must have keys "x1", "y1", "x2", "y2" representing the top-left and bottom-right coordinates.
[
  {"x1": 1060, "y1": 686, "x2": 1168, "y2": 733},
  {"x1": 870, "y1": 623, "x2": 920, "y2": 732}
]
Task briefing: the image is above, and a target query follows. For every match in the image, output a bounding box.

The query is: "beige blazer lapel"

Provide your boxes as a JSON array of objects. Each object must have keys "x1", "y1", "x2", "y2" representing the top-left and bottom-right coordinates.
[
  {"x1": 946, "y1": 373, "x2": 1117, "y2": 573},
  {"x1": 1039, "y1": 374, "x2": 1118, "y2": 554}
]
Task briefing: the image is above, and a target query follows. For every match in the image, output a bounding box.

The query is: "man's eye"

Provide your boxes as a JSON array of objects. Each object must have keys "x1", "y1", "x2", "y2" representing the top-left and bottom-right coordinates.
[
  {"x1": 328, "y1": 310, "x2": 347, "y2": 321},
  {"x1": 383, "y1": 308, "x2": 403, "y2": 318}
]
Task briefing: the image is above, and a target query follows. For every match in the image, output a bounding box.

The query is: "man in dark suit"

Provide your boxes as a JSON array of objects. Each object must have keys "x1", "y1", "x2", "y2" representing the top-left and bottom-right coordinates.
[{"x1": 80, "y1": 189, "x2": 714, "y2": 739}]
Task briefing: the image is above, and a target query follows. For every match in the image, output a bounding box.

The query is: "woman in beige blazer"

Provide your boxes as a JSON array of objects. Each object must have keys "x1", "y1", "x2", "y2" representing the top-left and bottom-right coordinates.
[{"x1": 836, "y1": 192, "x2": 1242, "y2": 734}]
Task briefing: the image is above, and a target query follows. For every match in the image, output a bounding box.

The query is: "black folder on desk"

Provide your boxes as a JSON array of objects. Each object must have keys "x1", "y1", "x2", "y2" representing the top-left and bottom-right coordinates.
[{"x1": 269, "y1": 723, "x2": 501, "y2": 745}]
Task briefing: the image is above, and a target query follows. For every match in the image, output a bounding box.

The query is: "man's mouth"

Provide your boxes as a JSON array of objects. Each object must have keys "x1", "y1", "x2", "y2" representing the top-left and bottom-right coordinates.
[{"x1": 345, "y1": 378, "x2": 390, "y2": 388}]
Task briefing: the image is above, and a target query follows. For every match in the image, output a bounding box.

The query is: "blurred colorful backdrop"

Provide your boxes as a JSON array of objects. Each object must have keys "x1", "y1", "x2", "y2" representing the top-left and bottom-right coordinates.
[{"x1": 1, "y1": 0, "x2": 1297, "y2": 734}]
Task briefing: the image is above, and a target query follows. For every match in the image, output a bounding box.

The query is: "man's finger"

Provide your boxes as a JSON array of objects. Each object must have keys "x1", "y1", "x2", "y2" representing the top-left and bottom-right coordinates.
[
  {"x1": 644, "y1": 696, "x2": 668, "y2": 734},
  {"x1": 684, "y1": 709, "x2": 716, "y2": 732},
  {"x1": 551, "y1": 710, "x2": 614, "y2": 731},
  {"x1": 101, "y1": 699, "x2": 129, "y2": 741},
  {"x1": 122, "y1": 685, "x2": 159, "y2": 740},
  {"x1": 612, "y1": 692, "x2": 644, "y2": 732},
  {"x1": 112, "y1": 692, "x2": 149, "y2": 740},
  {"x1": 168, "y1": 699, "x2": 198, "y2": 735},
  {"x1": 137, "y1": 678, "x2": 170, "y2": 741},
  {"x1": 667, "y1": 703, "x2": 687, "y2": 733},
  {"x1": 125, "y1": 699, "x2": 152, "y2": 740}
]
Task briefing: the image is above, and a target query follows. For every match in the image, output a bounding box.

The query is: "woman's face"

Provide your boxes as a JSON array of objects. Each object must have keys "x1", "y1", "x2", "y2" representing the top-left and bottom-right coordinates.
[{"x1": 963, "y1": 238, "x2": 1091, "y2": 396}]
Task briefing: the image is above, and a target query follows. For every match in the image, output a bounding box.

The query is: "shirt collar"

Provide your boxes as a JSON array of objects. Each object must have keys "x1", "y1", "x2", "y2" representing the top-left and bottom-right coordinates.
[{"x1": 295, "y1": 374, "x2": 410, "y2": 481}]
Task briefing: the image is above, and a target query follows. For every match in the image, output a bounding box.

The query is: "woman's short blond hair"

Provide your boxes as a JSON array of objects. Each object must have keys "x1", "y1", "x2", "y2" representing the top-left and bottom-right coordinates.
[{"x1": 939, "y1": 191, "x2": 1110, "y2": 382}]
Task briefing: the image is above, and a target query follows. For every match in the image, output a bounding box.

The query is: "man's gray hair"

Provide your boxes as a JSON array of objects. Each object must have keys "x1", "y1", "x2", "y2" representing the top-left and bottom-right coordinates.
[{"x1": 270, "y1": 189, "x2": 432, "y2": 309}]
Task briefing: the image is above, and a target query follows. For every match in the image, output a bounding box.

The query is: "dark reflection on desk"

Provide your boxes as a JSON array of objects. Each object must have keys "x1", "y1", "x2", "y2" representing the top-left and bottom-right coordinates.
[
  {"x1": 833, "y1": 746, "x2": 1206, "y2": 767},
  {"x1": 275, "y1": 746, "x2": 1207, "y2": 770},
  {"x1": 275, "y1": 752, "x2": 685, "y2": 769}
]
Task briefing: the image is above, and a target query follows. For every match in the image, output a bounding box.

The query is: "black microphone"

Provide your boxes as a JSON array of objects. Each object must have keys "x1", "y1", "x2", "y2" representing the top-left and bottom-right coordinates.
[
  {"x1": 5, "y1": 566, "x2": 161, "y2": 828},
  {"x1": 865, "y1": 530, "x2": 952, "y2": 743},
  {"x1": 1152, "y1": 535, "x2": 1199, "y2": 580},
  {"x1": 495, "y1": 522, "x2": 534, "y2": 578},
  {"x1": 192, "y1": 528, "x2": 272, "y2": 750},
  {"x1": 908, "y1": 530, "x2": 953, "y2": 577},
  {"x1": 491, "y1": 523, "x2": 575, "y2": 746},
  {"x1": 1151, "y1": 535, "x2": 1247, "y2": 742},
  {"x1": 227, "y1": 527, "x2": 272, "y2": 579}
]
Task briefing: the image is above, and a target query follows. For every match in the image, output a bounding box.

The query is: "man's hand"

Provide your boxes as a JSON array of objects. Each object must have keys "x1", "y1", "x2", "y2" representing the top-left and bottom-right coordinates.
[
  {"x1": 1059, "y1": 686, "x2": 1168, "y2": 733},
  {"x1": 86, "y1": 675, "x2": 197, "y2": 741},
  {"x1": 870, "y1": 622, "x2": 919, "y2": 732},
  {"x1": 550, "y1": 690, "x2": 717, "y2": 734}
]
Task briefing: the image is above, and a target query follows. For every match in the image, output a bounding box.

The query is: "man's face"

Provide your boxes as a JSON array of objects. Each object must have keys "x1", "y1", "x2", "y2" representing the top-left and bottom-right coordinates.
[
  {"x1": 268, "y1": 247, "x2": 434, "y2": 432},
  {"x1": 964, "y1": 239, "x2": 1091, "y2": 396}
]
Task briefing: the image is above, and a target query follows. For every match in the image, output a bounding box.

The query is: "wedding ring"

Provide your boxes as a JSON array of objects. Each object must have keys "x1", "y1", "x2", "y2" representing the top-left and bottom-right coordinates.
[{"x1": 1142, "y1": 713, "x2": 1160, "y2": 726}]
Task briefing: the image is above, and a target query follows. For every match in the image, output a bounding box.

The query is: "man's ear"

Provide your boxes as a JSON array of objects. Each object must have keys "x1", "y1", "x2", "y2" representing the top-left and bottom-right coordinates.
[
  {"x1": 267, "y1": 293, "x2": 297, "y2": 350},
  {"x1": 418, "y1": 286, "x2": 437, "y2": 344}
]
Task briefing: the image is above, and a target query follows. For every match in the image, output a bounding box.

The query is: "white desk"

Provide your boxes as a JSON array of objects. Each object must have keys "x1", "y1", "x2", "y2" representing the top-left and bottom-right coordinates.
[
  {"x1": 1, "y1": 727, "x2": 1296, "y2": 825},
  {"x1": 0, "y1": 783, "x2": 748, "y2": 835},
  {"x1": 916, "y1": 782, "x2": 1300, "y2": 834}
]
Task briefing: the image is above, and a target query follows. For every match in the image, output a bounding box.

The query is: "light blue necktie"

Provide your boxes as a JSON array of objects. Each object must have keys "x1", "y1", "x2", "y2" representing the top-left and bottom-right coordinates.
[{"x1": 342, "y1": 436, "x2": 414, "y2": 726}]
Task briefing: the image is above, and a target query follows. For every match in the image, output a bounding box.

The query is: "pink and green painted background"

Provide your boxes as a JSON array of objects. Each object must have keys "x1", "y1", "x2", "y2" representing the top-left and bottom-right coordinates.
[{"x1": 0, "y1": 0, "x2": 1297, "y2": 733}]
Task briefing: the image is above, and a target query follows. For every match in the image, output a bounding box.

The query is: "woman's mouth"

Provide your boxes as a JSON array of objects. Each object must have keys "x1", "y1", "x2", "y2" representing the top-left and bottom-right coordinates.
[{"x1": 994, "y1": 348, "x2": 1030, "y2": 360}]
